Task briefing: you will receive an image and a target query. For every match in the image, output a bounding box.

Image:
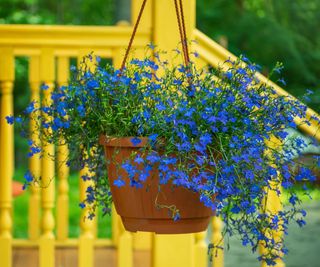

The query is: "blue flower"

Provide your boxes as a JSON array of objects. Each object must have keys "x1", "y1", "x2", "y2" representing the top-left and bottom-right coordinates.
[
  {"x1": 134, "y1": 156, "x2": 144, "y2": 164},
  {"x1": 24, "y1": 171, "x2": 33, "y2": 182},
  {"x1": 147, "y1": 42, "x2": 156, "y2": 50},
  {"x1": 131, "y1": 137, "x2": 142, "y2": 146},
  {"x1": 199, "y1": 133, "x2": 212, "y2": 146},
  {"x1": 77, "y1": 105, "x2": 86, "y2": 117},
  {"x1": 113, "y1": 179, "x2": 125, "y2": 187},
  {"x1": 5, "y1": 115, "x2": 14, "y2": 125},
  {"x1": 15, "y1": 117, "x2": 22, "y2": 123},
  {"x1": 231, "y1": 205, "x2": 241, "y2": 214},
  {"x1": 173, "y1": 212, "x2": 180, "y2": 221},
  {"x1": 41, "y1": 84, "x2": 49, "y2": 90},
  {"x1": 25, "y1": 102, "x2": 35, "y2": 114}
]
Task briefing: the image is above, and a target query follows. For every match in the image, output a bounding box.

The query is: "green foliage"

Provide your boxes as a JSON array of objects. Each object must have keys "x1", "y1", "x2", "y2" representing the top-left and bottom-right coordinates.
[
  {"x1": 13, "y1": 168, "x2": 111, "y2": 238},
  {"x1": 197, "y1": 0, "x2": 320, "y2": 112},
  {"x1": 0, "y1": 0, "x2": 115, "y2": 25}
]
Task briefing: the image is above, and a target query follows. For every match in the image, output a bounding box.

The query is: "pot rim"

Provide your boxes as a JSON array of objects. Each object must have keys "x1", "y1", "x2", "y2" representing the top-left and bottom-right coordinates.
[{"x1": 99, "y1": 135, "x2": 149, "y2": 148}]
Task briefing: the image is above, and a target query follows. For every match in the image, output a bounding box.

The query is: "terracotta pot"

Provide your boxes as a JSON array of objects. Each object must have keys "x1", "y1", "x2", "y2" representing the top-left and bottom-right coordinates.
[{"x1": 99, "y1": 135, "x2": 213, "y2": 234}]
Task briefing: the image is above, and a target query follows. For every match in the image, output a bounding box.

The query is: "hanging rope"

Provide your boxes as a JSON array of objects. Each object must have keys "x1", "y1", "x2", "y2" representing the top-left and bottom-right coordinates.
[
  {"x1": 120, "y1": 0, "x2": 148, "y2": 71},
  {"x1": 173, "y1": 0, "x2": 189, "y2": 67},
  {"x1": 174, "y1": 0, "x2": 190, "y2": 67},
  {"x1": 120, "y1": 0, "x2": 191, "y2": 71}
]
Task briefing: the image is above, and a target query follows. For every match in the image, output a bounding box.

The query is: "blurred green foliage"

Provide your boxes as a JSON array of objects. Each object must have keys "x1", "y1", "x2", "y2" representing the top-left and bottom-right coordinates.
[
  {"x1": 0, "y1": 0, "x2": 114, "y2": 25},
  {"x1": 13, "y1": 168, "x2": 111, "y2": 238},
  {"x1": 197, "y1": 0, "x2": 320, "y2": 111}
]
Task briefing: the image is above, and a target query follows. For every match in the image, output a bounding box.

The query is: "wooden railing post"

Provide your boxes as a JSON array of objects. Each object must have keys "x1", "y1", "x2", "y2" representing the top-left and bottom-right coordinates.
[
  {"x1": 152, "y1": 233, "x2": 195, "y2": 267},
  {"x1": 195, "y1": 231, "x2": 207, "y2": 267},
  {"x1": 79, "y1": 166, "x2": 95, "y2": 267},
  {"x1": 259, "y1": 182, "x2": 285, "y2": 267},
  {"x1": 118, "y1": 221, "x2": 133, "y2": 267},
  {"x1": 28, "y1": 56, "x2": 41, "y2": 240},
  {"x1": 78, "y1": 50, "x2": 96, "y2": 267},
  {"x1": 0, "y1": 47, "x2": 14, "y2": 267},
  {"x1": 152, "y1": 0, "x2": 196, "y2": 55},
  {"x1": 260, "y1": 137, "x2": 285, "y2": 267},
  {"x1": 39, "y1": 48, "x2": 56, "y2": 267},
  {"x1": 211, "y1": 216, "x2": 224, "y2": 267},
  {"x1": 56, "y1": 56, "x2": 70, "y2": 241},
  {"x1": 151, "y1": 1, "x2": 197, "y2": 267}
]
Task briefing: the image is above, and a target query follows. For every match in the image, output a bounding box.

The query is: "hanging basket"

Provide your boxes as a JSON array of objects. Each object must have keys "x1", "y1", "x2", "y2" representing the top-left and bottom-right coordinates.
[
  {"x1": 98, "y1": 0, "x2": 213, "y2": 234},
  {"x1": 99, "y1": 135, "x2": 213, "y2": 234}
]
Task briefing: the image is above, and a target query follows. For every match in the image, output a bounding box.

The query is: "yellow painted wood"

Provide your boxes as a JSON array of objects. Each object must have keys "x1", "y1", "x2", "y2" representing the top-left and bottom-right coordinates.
[
  {"x1": 195, "y1": 231, "x2": 207, "y2": 267},
  {"x1": 132, "y1": 0, "x2": 152, "y2": 30},
  {"x1": 13, "y1": 238, "x2": 113, "y2": 248},
  {"x1": 0, "y1": 47, "x2": 14, "y2": 267},
  {"x1": 259, "y1": 137, "x2": 285, "y2": 267},
  {"x1": 0, "y1": 25, "x2": 150, "y2": 49},
  {"x1": 112, "y1": 47, "x2": 125, "y2": 69},
  {"x1": 57, "y1": 56, "x2": 70, "y2": 241},
  {"x1": 111, "y1": 205, "x2": 121, "y2": 246},
  {"x1": 152, "y1": 234, "x2": 195, "y2": 267},
  {"x1": 153, "y1": 0, "x2": 196, "y2": 62},
  {"x1": 57, "y1": 56, "x2": 70, "y2": 84},
  {"x1": 118, "y1": 221, "x2": 133, "y2": 267},
  {"x1": 259, "y1": 183, "x2": 285, "y2": 267},
  {"x1": 39, "y1": 48, "x2": 55, "y2": 267},
  {"x1": 133, "y1": 232, "x2": 152, "y2": 250},
  {"x1": 79, "y1": 166, "x2": 95, "y2": 267},
  {"x1": 77, "y1": 50, "x2": 99, "y2": 240},
  {"x1": 211, "y1": 216, "x2": 224, "y2": 267},
  {"x1": 150, "y1": 2, "x2": 198, "y2": 267},
  {"x1": 28, "y1": 56, "x2": 41, "y2": 240}
]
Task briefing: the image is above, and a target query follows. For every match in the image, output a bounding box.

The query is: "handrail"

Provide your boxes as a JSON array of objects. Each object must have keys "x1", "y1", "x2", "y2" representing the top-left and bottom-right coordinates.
[
  {"x1": 0, "y1": 24, "x2": 150, "y2": 57},
  {"x1": 194, "y1": 29, "x2": 320, "y2": 142}
]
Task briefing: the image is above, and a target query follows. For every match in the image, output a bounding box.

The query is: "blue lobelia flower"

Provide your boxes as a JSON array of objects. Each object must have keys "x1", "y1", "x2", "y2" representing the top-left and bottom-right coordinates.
[
  {"x1": 113, "y1": 179, "x2": 125, "y2": 188},
  {"x1": 131, "y1": 137, "x2": 142, "y2": 146},
  {"x1": 5, "y1": 115, "x2": 14, "y2": 125}
]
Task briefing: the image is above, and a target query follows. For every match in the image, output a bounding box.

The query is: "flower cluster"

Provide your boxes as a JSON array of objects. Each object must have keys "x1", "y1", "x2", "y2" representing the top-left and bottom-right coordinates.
[{"x1": 9, "y1": 49, "x2": 320, "y2": 265}]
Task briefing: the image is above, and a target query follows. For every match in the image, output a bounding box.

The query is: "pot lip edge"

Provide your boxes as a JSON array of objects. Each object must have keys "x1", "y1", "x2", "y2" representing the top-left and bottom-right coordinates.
[{"x1": 99, "y1": 134, "x2": 149, "y2": 148}]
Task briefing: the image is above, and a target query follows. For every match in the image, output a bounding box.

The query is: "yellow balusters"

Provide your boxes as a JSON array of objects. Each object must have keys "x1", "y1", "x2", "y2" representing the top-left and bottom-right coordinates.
[
  {"x1": 39, "y1": 48, "x2": 56, "y2": 267},
  {"x1": 211, "y1": 216, "x2": 224, "y2": 267},
  {"x1": 152, "y1": 233, "x2": 195, "y2": 267},
  {"x1": 57, "y1": 56, "x2": 70, "y2": 241},
  {"x1": 79, "y1": 166, "x2": 95, "y2": 267},
  {"x1": 0, "y1": 47, "x2": 14, "y2": 267},
  {"x1": 195, "y1": 231, "x2": 207, "y2": 267},
  {"x1": 260, "y1": 137, "x2": 285, "y2": 267},
  {"x1": 118, "y1": 221, "x2": 133, "y2": 267},
  {"x1": 78, "y1": 51, "x2": 96, "y2": 267},
  {"x1": 259, "y1": 182, "x2": 285, "y2": 267},
  {"x1": 28, "y1": 56, "x2": 41, "y2": 240},
  {"x1": 111, "y1": 204, "x2": 121, "y2": 246}
]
